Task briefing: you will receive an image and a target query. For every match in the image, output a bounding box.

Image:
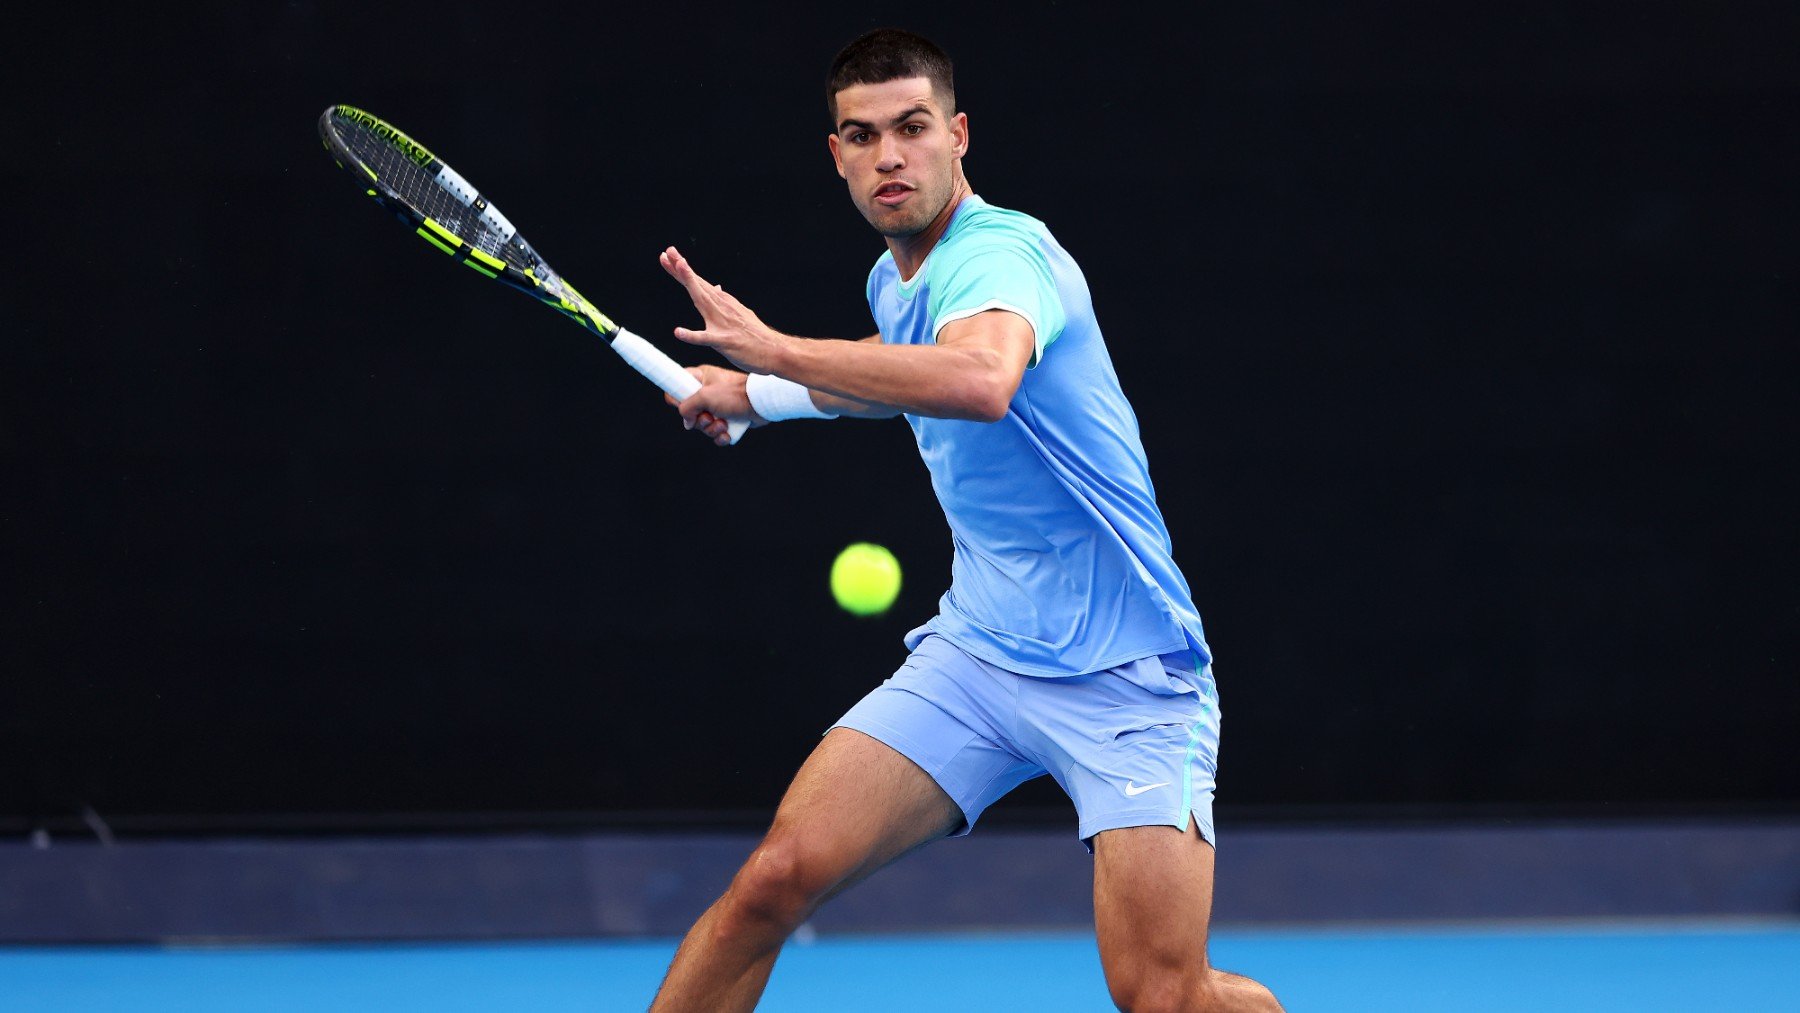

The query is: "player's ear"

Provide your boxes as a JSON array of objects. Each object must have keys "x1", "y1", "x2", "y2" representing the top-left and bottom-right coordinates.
[
  {"x1": 951, "y1": 112, "x2": 969, "y2": 158},
  {"x1": 827, "y1": 132, "x2": 846, "y2": 178}
]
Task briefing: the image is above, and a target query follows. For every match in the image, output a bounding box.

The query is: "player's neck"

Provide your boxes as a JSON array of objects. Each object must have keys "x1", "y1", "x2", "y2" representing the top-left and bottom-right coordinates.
[{"x1": 887, "y1": 176, "x2": 972, "y2": 281}]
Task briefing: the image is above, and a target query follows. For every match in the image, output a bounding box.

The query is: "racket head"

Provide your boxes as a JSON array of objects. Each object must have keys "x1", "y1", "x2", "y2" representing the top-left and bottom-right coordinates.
[{"x1": 318, "y1": 104, "x2": 617, "y2": 336}]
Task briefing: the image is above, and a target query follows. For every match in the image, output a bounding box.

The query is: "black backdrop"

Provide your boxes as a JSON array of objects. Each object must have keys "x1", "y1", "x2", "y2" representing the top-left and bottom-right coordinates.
[{"x1": 3, "y1": 2, "x2": 1795, "y2": 833}]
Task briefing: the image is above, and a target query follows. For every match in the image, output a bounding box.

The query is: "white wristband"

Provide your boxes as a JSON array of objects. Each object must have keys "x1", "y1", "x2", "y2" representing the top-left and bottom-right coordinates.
[{"x1": 746, "y1": 372, "x2": 838, "y2": 421}]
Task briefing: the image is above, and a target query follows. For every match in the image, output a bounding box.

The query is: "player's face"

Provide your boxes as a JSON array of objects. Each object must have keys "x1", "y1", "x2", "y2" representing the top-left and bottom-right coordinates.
[{"x1": 828, "y1": 77, "x2": 968, "y2": 238}]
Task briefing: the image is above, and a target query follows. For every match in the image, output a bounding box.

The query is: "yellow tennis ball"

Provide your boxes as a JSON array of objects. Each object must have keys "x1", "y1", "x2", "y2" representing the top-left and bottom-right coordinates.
[{"x1": 831, "y1": 542, "x2": 902, "y2": 616}]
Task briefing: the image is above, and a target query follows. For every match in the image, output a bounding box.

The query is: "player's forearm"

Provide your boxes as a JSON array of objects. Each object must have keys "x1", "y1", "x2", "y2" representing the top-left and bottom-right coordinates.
[
  {"x1": 797, "y1": 334, "x2": 897, "y2": 417},
  {"x1": 771, "y1": 334, "x2": 1010, "y2": 422},
  {"x1": 808, "y1": 388, "x2": 901, "y2": 419}
]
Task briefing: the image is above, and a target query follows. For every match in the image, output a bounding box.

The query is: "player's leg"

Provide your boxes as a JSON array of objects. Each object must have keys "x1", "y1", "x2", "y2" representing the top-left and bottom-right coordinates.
[
  {"x1": 649, "y1": 727, "x2": 962, "y2": 1012},
  {"x1": 1016, "y1": 652, "x2": 1281, "y2": 1010},
  {"x1": 1092, "y1": 823, "x2": 1281, "y2": 1012}
]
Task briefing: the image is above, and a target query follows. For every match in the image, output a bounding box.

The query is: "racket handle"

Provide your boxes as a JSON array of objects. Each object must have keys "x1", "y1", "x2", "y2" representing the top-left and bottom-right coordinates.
[{"x1": 610, "y1": 329, "x2": 749, "y2": 444}]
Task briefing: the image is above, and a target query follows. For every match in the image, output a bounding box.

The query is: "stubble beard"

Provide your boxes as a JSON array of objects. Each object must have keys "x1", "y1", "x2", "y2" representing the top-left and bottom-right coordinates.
[{"x1": 860, "y1": 179, "x2": 951, "y2": 238}]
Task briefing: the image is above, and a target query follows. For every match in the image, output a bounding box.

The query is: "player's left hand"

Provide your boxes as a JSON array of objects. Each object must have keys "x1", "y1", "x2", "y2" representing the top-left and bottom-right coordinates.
[{"x1": 659, "y1": 246, "x2": 789, "y2": 375}]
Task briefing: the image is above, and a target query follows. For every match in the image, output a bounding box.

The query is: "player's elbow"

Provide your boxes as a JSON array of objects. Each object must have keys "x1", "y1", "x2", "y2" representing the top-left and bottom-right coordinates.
[
  {"x1": 951, "y1": 381, "x2": 1011, "y2": 423},
  {"x1": 981, "y1": 368, "x2": 1027, "y2": 422},
  {"x1": 971, "y1": 392, "x2": 1011, "y2": 423},
  {"x1": 955, "y1": 354, "x2": 1020, "y2": 423}
]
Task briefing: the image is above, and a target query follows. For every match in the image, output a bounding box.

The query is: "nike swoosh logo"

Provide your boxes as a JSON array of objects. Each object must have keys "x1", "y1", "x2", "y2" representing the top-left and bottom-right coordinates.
[{"x1": 1124, "y1": 781, "x2": 1169, "y2": 797}]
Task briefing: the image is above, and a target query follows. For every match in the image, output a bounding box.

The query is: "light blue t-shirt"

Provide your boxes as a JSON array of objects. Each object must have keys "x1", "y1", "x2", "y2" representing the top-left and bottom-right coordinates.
[{"x1": 866, "y1": 195, "x2": 1211, "y2": 678}]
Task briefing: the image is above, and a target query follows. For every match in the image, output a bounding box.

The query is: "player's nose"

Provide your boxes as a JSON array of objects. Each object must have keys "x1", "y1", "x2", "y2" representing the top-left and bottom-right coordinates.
[{"x1": 876, "y1": 135, "x2": 905, "y2": 172}]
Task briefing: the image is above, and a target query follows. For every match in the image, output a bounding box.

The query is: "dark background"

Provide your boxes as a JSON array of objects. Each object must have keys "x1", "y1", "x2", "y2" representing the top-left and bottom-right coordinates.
[{"x1": 3, "y1": 2, "x2": 1795, "y2": 835}]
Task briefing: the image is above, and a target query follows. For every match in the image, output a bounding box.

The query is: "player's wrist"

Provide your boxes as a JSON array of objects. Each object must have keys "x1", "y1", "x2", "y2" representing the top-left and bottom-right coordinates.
[
  {"x1": 746, "y1": 372, "x2": 837, "y2": 421},
  {"x1": 726, "y1": 370, "x2": 769, "y2": 425},
  {"x1": 759, "y1": 328, "x2": 803, "y2": 377}
]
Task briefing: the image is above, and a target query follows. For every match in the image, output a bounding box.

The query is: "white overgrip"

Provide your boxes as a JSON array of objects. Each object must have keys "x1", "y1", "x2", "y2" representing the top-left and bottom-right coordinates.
[{"x1": 609, "y1": 329, "x2": 748, "y2": 444}]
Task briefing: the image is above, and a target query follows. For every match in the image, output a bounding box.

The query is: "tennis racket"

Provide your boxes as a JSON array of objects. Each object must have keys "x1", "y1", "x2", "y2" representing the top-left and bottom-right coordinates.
[{"x1": 317, "y1": 104, "x2": 747, "y2": 443}]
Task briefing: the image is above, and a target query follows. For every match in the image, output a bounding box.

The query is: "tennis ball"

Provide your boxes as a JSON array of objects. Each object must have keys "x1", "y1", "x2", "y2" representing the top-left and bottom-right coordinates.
[{"x1": 831, "y1": 542, "x2": 902, "y2": 616}]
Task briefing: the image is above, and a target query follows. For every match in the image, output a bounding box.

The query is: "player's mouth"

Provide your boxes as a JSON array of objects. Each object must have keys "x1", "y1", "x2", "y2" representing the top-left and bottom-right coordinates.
[{"x1": 873, "y1": 181, "x2": 914, "y2": 207}]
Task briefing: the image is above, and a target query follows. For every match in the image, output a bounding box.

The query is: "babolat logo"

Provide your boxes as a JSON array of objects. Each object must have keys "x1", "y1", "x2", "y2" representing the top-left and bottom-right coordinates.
[{"x1": 336, "y1": 106, "x2": 433, "y2": 167}]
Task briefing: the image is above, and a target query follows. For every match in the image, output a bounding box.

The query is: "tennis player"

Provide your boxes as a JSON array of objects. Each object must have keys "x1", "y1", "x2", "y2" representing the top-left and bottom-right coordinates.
[{"x1": 649, "y1": 28, "x2": 1282, "y2": 1012}]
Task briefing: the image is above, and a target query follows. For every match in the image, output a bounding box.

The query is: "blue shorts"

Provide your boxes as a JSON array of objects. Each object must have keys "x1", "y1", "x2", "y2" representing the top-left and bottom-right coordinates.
[{"x1": 831, "y1": 633, "x2": 1221, "y2": 850}]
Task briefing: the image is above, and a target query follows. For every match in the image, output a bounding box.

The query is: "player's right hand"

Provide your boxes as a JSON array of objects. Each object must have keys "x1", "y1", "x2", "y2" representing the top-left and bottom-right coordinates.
[{"x1": 666, "y1": 365, "x2": 766, "y2": 446}]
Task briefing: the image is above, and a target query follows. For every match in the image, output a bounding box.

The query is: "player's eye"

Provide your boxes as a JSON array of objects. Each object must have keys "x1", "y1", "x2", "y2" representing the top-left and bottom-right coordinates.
[
  {"x1": 903, "y1": 122, "x2": 925, "y2": 136},
  {"x1": 850, "y1": 131, "x2": 871, "y2": 144}
]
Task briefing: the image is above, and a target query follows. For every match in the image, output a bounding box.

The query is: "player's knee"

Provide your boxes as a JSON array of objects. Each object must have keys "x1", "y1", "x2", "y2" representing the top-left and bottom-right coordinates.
[{"x1": 720, "y1": 842, "x2": 830, "y2": 934}]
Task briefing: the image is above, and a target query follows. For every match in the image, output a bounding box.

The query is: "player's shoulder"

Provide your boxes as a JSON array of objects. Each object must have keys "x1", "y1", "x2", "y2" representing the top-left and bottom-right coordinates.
[
  {"x1": 947, "y1": 195, "x2": 1050, "y2": 248},
  {"x1": 934, "y1": 197, "x2": 1053, "y2": 275}
]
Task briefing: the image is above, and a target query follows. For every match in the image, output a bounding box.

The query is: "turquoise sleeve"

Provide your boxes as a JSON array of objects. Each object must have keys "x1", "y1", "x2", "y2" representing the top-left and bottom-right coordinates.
[{"x1": 926, "y1": 234, "x2": 1066, "y2": 367}]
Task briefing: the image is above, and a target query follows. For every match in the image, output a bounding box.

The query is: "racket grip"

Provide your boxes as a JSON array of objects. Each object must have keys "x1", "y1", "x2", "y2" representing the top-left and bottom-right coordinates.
[{"x1": 610, "y1": 329, "x2": 749, "y2": 444}]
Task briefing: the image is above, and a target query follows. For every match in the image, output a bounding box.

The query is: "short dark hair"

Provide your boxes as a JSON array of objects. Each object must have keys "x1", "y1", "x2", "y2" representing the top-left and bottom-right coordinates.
[{"x1": 826, "y1": 28, "x2": 956, "y2": 126}]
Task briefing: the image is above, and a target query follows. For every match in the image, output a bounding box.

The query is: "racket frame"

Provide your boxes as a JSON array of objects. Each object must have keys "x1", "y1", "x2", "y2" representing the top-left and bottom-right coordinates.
[{"x1": 318, "y1": 104, "x2": 746, "y2": 442}]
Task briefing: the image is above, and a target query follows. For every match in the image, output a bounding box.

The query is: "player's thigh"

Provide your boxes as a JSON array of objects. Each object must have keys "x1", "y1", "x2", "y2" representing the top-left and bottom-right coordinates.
[
  {"x1": 1092, "y1": 822, "x2": 1216, "y2": 971},
  {"x1": 756, "y1": 726, "x2": 963, "y2": 901}
]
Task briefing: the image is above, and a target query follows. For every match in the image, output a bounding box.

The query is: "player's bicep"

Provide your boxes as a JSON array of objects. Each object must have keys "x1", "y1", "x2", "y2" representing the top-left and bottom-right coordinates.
[
  {"x1": 935, "y1": 310, "x2": 1036, "y2": 417},
  {"x1": 937, "y1": 311, "x2": 1034, "y2": 370}
]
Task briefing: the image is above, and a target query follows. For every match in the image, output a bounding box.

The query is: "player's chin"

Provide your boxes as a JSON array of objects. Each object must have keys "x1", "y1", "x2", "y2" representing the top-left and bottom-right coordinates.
[{"x1": 866, "y1": 208, "x2": 928, "y2": 238}]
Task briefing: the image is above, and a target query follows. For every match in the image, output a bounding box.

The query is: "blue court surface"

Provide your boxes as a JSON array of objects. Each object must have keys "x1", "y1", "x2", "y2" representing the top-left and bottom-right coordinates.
[{"x1": 2, "y1": 921, "x2": 1794, "y2": 1011}]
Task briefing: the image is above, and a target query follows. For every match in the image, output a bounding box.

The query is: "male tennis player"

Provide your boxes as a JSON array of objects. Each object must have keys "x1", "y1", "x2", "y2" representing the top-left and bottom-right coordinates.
[{"x1": 649, "y1": 28, "x2": 1281, "y2": 1013}]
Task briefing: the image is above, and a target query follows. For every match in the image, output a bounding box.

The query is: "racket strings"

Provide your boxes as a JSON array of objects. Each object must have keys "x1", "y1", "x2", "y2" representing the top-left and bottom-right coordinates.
[
  {"x1": 328, "y1": 110, "x2": 591, "y2": 325},
  {"x1": 336, "y1": 119, "x2": 525, "y2": 268}
]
